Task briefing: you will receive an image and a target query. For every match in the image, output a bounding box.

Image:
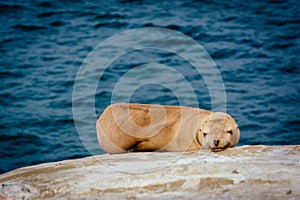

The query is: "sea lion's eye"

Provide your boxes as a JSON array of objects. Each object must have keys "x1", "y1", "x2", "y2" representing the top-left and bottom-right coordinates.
[{"x1": 228, "y1": 130, "x2": 233, "y2": 135}]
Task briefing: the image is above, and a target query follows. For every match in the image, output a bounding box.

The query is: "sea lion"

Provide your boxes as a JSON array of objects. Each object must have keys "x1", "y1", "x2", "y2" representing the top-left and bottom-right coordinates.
[{"x1": 96, "y1": 103, "x2": 240, "y2": 153}]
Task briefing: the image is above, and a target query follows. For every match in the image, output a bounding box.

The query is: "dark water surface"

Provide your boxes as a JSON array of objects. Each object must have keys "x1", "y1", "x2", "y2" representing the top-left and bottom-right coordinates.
[{"x1": 1, "y1": 0, "x2": 299, "y2": 173}]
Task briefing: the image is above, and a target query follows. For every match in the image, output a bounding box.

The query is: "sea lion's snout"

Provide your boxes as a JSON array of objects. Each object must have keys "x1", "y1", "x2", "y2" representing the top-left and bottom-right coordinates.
[
  {"x1": 213, "y1": 139, "x2": 219, "y2": 147},
  {"x1": 211, "y1": 142, "x2": 231, "y2": 152}
]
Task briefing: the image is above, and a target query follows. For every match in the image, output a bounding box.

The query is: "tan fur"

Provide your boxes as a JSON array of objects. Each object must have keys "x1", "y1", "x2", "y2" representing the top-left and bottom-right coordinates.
[{"x1": 96, "y1": 103, "x2": 240, "y2": 154}]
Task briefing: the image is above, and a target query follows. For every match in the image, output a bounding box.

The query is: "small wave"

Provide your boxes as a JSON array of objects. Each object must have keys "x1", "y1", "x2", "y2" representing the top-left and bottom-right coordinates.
[
  {"x1": 286, "y1": 120, "x2": 300, "y2": 127},
  {"x1": 55, "y1": 118, "x2": 75, "y2": 125},
  {"x1": 236, "y1": 51, "x2": 269, "y2": 59},
  {"x1": 0, "y1": 38, "x2": 18, "y2": 45},
  {"x1": 34, "y1": 1, "x2": 54, "y2": 8},
  {"x1": 220, "y1": 15, "x2": 238, "y2": 22},
  {"x1": 226, "y1": 88, "x2": 248, "y2": 94},
  {"x1": 74, "y1": 11, "x2": 98, "y2": 17},
  {"x1": 277, "y1": 34, "x2": 299, "y2": 40},
  {"x1": 269, "y1": 43, "x2": 294, "y2": 49},
  {"x1": 210, "y1": 48, "x2": 238, "y2": 59},
  {"x1": 164, "y1": 24, "x2": 182, "y2": 31},
  {"x1": 0, "y1": 133, "x2": 43, "y2": 145},
  {"x1": 279, "y1": 66, "x2": 298, "y2": 74},
  {"x1": 42, "y1": 56, "x2": 57, "y2": 61},
  {"x1": 93, "y1": 13, "x2": 124, "y2": 20},
  {"x1": 49, "y1": 20, "x2": 64, "y2": 27},
  {"x1": 0, "y1": 3, "x2": 25, "y2": 11},
  {"x1": 119, "y1": 0, "x2": 149, "y2": 4},
  {"x1": 94, "y1": 21, "x2": 128, "y2": 28},
  {"x1": 265, "y1": 19, "x2": 300, "y2": 26},
  {"x1": 12, "y1": 24, "x2": 47, "y2": 31},
  {"x1": 142, "y1": 22, "x2": 157, "y2": 27},
  {"x1": 37, "y1": 11, "x2": 58, "y2": 18},
  {"x1": 0, "y1": 71, "x2": 25, "y2": 78}
]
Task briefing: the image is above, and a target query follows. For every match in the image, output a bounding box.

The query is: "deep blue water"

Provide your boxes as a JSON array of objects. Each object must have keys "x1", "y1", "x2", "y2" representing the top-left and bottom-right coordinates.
[{"x1": 1, "y1": 0, "x2": 299, "y2": 174}]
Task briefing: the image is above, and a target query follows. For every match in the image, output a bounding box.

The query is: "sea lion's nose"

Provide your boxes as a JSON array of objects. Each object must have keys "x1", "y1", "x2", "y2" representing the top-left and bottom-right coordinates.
[{"x1": 214, "y1": 139, "x2": 219, "y2": 147}]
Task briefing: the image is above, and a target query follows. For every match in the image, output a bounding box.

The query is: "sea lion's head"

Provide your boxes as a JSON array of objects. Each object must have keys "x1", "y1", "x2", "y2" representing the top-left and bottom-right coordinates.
[{"x1": 198, "y1": 112, "x2": 240, "y2": 152}]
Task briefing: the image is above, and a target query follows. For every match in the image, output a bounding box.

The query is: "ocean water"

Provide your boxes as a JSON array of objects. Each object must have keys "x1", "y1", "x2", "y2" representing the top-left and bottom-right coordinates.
[{"x1": 0, "y1": 0, "x2": 299, "y2": 173}]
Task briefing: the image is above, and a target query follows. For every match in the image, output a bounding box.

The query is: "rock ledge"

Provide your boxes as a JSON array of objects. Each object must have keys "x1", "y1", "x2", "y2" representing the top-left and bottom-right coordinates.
[{"x1": 0, "y1": 145, "x2": 299, "y2": 199}]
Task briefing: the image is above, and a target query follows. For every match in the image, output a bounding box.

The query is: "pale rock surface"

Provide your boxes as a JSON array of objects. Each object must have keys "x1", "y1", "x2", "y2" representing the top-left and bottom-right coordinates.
[{"x1": 0, "y1": 145, "x2": 299, "y2": 199}]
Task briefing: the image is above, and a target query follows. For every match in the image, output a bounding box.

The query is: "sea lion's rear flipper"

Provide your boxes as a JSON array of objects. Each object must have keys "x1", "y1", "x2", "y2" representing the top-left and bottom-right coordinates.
[{"x1": 127, "y1": 141, "x2": 157, "y2": 152}]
